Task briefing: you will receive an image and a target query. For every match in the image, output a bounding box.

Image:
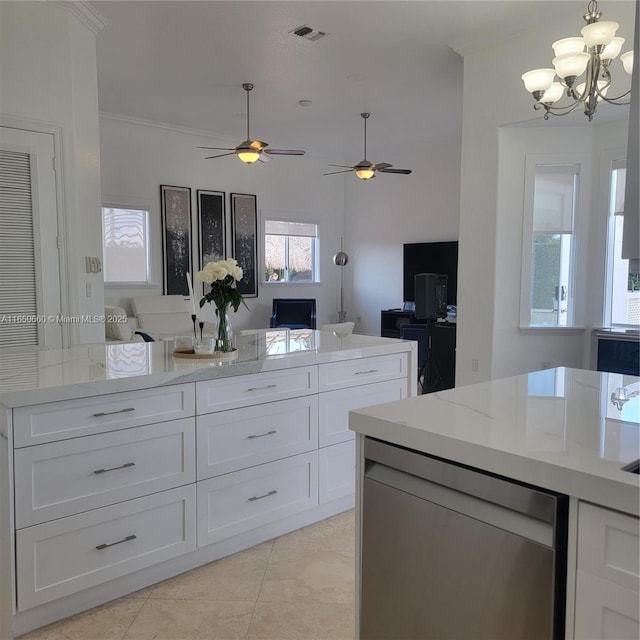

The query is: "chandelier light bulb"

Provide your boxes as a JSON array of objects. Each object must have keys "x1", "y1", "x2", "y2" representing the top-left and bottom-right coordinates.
[
  {"x1": 601, "y1": 36, "x2": 625, "y2": 61},
  {"x1": 580, "y1": 20, "x2": 619, "y2": 49},
  {"x1": 521, "y1": 68, "x2": 556, "y2": 94},
  {"x1": 552, "y1": 52, "x2": 590, "y2": 79},
  {"x1": 621, "y1": 50, "x2": 634, "y2": 75},
  {"x1": 541, "y1": 82, "x2": 564, "y2": 105},
  {"x1": 552, "y1": 37, "x2": 585, "y2": 57}
]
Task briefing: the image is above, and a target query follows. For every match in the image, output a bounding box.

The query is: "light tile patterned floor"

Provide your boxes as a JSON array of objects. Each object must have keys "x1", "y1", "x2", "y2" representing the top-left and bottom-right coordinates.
[{"x1": 18, "y1": 510, "x2": 356, "y2": 640}]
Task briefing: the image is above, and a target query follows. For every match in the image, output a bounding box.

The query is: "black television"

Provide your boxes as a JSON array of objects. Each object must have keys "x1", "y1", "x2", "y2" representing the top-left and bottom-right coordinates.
[{"x1": 403, "y1": 241, "x2": 458, "y2": 306}]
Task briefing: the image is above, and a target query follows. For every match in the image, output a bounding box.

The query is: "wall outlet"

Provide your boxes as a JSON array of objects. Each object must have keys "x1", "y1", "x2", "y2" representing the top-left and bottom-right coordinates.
[
  {"x1": 541, "y1": 361, "x2": 551, "y2": 369},
  {"x1": 471, "y1": 358, "x2": 480, "y2": 372}
]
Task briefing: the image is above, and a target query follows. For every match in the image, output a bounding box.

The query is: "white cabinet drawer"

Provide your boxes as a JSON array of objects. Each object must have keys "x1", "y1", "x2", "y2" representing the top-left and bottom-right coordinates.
[
  {"x1": 197, "y1": 396, "x2": 318, "y2": 479},
  {"x1": 319, "y1": 440, "x2": 355, "y2": 504},
  {"x1": 577, "y1": 502, "x2": 640, "y2": 592},
  {"x1": 16, "y1": 485, "x2": 196, "y2": 610},
  {"x1": 196, "y1": 367, "x2": 317, "y2": 414},
  {"x1": 318, "y1": 353, "x2": 409, "y2": 392},
  {"x1": 14, "y1": 418, "x2": 195, "y2": 528},
  {"x1": 13, "y1": 384, "x2": 195, "y2": 447},
  {"x1": 319, "y1": 379, "x2": 407, "y2": 447},
  {"x1": 197, "y1": 451, "x2": 318, "y2": 547}
]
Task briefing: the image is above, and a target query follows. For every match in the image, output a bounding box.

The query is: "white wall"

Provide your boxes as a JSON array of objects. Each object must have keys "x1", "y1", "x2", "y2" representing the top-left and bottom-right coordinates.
[
  {"x1": 456, "y1": 1, "x2": 634, "y2": 386},
  {"x1": 0, "y1": 2, "x2": 105, "y2": 344},
  {"x1": 99, "y1": 115, "x2": 346, "y2": 331}
]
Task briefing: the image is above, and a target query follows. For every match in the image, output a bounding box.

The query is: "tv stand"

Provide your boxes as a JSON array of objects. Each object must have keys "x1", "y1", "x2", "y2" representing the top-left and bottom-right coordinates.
[{"x1": 380, "y1": 309, "x2": 419, "y2": 339}]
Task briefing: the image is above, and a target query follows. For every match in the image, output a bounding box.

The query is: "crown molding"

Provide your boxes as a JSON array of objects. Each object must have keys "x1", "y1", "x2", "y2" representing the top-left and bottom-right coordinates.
[
  {"x1": 98, "y1": 111, "x2": 237, "y2": 144},
  {"x1": 46, "y1": 1, "x2": 107, "y2": 34}
]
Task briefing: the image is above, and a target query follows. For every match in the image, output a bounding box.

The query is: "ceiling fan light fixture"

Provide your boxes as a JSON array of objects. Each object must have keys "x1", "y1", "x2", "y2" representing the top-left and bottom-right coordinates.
[
  {"x1": 355, "y1": 167, "x2": 375, "y2": 180},
  {"x1": 237, "y1": 149, "x2": 261, "y2": 164}
]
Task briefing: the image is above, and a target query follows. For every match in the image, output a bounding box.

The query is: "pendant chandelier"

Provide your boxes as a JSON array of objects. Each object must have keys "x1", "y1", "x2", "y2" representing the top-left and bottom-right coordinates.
[{"x1": 521, "y1": 0, "x2": 634, "y2": 121}]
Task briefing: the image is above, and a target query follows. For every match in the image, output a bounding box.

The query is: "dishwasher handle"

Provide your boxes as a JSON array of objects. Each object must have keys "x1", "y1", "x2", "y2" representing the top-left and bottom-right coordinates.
[
  {"x1": 364, "y1": 436, "x2": 558, "y2": 524},
  {"x1": 365, "y1": 463, "x2": 554, "y2": 548}
]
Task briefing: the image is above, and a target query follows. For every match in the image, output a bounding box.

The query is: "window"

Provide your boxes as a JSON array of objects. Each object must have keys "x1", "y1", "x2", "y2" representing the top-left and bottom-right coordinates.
[
  {"x1": 102, "y1": 205, "x2": 151, "y2": 284},
  {"x1": 264, "y1": 219, "x2": 318, "y2": 283},
  {"x1": 604, "y1": 162, "x2": 639, "y2": 327},
  {"x1": 521, "y1": 159, "x2": 585, "y2": 328}
]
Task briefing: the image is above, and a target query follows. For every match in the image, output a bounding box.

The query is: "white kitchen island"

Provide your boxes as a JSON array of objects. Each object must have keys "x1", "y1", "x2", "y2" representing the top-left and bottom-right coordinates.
[
  {"x1": 350, "y1": 367, "x2": 639, "y2": 640},
  {"x1": 0, "y1": 330, "x2": 416, "y2": 639}
]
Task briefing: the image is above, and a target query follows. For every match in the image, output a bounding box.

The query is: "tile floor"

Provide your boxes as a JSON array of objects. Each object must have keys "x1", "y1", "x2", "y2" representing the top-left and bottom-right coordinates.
[{"x1": 19, "y1": 510, "x2": 356, "y2": 640}]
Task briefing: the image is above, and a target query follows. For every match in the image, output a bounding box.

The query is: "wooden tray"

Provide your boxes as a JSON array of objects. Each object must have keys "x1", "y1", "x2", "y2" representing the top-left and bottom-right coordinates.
[{"x1": 172, "y1": 348, "x2": 238, "y2": 362}]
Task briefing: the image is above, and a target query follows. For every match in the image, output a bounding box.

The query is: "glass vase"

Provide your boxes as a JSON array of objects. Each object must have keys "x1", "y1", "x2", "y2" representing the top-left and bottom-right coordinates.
[{"x1": 215, "y1": 306, "x2": 234, "y2": 352}]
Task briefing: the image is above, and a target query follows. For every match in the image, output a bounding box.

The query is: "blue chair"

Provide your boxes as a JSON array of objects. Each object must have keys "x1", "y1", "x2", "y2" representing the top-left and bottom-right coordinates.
[{"x1": 270, "y1": 298, "x2": 316, "y2": 330}]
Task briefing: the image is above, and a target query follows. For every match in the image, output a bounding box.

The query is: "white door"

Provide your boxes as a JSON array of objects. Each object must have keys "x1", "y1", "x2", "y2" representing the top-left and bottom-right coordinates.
[{"x1": 0, "y1": 126, "x2": 63, "y2": 350}]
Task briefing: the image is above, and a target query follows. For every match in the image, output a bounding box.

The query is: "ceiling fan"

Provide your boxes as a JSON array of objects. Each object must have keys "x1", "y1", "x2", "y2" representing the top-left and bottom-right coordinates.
[
  {"x1": 198, "y1": 83, "x2": 305, "y2": 164},
  {"x1": 324, "y1": 112, "x2": 412, "y2": 180}
]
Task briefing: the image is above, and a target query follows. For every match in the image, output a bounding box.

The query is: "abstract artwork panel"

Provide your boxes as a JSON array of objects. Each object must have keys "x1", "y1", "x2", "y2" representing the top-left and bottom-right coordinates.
[
  {"x1": 160, "y1": 185, "x2": 192, "y2": 295},
  {"x1": 230, "y1": 193, "x2": 258, "y2": 298},
  {"x1": 197, "y1": 190, "x2": 226, "y2": 294}
]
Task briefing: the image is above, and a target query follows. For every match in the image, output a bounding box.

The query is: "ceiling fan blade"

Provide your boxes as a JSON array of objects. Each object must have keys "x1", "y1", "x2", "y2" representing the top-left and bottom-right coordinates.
[
  {"x1": 197, "y1": 146, "x2": 235, "y2": 151},
  {"x1": 258, "y1": 152, "x2": 271, "y2": 163},
  {"x1": 323, "y1": 169, "x2": 353, "y2": 176},
  {"x1": 264, "y1": 149, "x2": 306, "y2": 156},
  {"x1": 373, "y1": 162, "x2": 393, "y2": 170},
  {"x1": 204, "y1": 152, "x2": 236, "y2": 160},
  {"x1": 378, "y1": 168, "x2": 412, "y2": 175},
  {"x1": 249, "y1": 140, "x2": 268, "y2": 150},
  {"x1": 328, "y1": 164, "x2": 355, "y2": 168}
]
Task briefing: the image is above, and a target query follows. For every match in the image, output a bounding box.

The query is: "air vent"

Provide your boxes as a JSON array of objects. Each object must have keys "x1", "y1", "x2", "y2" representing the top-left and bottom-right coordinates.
[{"x1": 290, "y1": 25, "x2": 327, "y2": 42}]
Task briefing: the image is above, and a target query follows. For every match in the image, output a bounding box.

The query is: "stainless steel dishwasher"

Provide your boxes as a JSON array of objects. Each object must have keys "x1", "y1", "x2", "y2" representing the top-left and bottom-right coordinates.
[{"x1": 360, "y1": 437, "x2": 568, "y2": 640}]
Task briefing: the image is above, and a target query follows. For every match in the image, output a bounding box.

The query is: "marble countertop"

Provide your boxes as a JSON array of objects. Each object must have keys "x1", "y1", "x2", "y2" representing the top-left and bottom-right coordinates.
[
  {"x1": 350, "y1": 367, "x2": 640, "y2": 516},
  {"x1": 0, "y1": 330, "x2": 415, "y2": 407}
]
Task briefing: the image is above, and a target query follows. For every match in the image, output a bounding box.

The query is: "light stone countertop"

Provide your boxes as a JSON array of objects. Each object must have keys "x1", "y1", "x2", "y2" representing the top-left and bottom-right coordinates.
[
  {"x1": 349, "y1": 367, "x2": 640, "y2": 516},
  {"x1": 0, "y1": 330, "x2": 415, "y2": 407}
]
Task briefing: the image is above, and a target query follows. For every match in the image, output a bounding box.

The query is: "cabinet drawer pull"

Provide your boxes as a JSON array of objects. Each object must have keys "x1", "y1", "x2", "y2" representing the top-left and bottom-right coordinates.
[
  {"x1": 94, "y1": 462, "x2": 136, "y2": 474},
  {"x1": 92, "y1": 407, "x2": 135, "y2": 417},
  {"x1": 247, "y1": 430, "x2": 278, "y2": 440},
  {"x1": 354, "y1": 369, "x2": 378, "y2": 375},
  {"x1": 248, "y1": 490, "x2": 277, "y2": 502},
  {"x1": 95, "y1": 534, "x2": 137, "y2": 550},
  {"x1": 246, "y1": 384, "x2": 278, "y2": 392}
]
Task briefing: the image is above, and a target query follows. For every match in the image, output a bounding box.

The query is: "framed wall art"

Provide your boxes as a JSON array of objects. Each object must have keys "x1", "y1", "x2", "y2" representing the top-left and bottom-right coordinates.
[
  {"x1": 160, "y1": 185, "x2": 192, "y2": 295},
  {"x1": 230, "y1": 192, "x2": 258, "y2": 298},
  {"x1": 197, "y1": 190, "x2": 226, "y2": 291}
]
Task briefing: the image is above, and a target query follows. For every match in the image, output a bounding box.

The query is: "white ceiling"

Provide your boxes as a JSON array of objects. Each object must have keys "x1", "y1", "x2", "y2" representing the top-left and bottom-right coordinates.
[{"x1": 93, "y1": 1, "x2": 581, "y2": 161}]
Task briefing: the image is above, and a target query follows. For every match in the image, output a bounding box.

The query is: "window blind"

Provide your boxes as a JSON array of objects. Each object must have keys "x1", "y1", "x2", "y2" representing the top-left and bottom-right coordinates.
[
  {"x1": 0, "y1": 149, "x2": 38, "y2": 348},
  {"x1": 612, "y1": 161, "x2": 626, "y2": 216},
  {"x1": 265, "y1": 220, "x2": 317, "y2": 237},
  {"x1": 532, "y1": 165, "x2": 579, "y2": 234}
]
